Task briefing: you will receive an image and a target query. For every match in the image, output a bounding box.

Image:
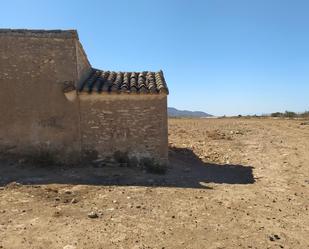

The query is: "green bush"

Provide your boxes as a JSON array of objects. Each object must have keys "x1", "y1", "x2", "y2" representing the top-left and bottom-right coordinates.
[
  {"x1": 284, "y1": 111, "x2": 297, "y2": 118},
  {"x1": 271, "y1": 112, "x2": 283, "y2": 117}
]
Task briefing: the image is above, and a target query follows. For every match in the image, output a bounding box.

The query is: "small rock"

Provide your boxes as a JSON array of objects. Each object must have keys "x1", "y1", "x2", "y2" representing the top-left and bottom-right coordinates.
[
  {"x1": 269, "y1": 234, "x2": 280, "y2": 241},
  {"x1": 53, "y1": 211, "x2": 61, "y2": 217},
  {"x1": 88, "y1": 211, "x2": 98, "y2": 219},
  {"x1": 6, "y1": 182, "x2": 21, "y2": 188},
  {"x1": 63, "y1": 245, "x2": 76, "y2": 249},
  {"x1": 70, "y1": 198, "x2": 78, "y2": 204},
  {"x1": 300, "y1": 122, "x2": 309, "y2": 125}
]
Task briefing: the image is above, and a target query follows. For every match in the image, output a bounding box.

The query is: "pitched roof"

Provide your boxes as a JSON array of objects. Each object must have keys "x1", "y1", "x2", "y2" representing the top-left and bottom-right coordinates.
[{"x1": 78, "y1": 68, "x2": 169, "y2": 94}]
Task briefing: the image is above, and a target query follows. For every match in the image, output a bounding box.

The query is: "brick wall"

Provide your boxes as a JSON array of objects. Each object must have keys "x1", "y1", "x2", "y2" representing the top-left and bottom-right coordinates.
[{"x1": 80, "y1": 94, "x2": 168, "y2": 165}]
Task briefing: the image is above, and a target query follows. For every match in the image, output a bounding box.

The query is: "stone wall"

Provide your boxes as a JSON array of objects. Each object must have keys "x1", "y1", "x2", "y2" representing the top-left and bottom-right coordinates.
[
  {"x1": 0, "y1": 29, "x2": 169, "y2": 165},
  {"x1": 80, "y1": 94, "x2": 168, "y2": 165},
  {"x1": 75, "y1": 40, "x2": 92, "y2": 88},
  {"x1": 0, "y1": 30, "x2": 81, "y2": 162}
]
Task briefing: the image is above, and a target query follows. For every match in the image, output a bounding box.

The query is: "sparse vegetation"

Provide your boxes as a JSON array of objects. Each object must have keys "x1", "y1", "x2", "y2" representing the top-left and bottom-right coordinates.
[
  {"x1": 26, "y1": 150, "x2": 58, "y2": 167},
  {"x1": 113, "y1": 151, "x2": 130, "y2": 165},
  {"x1": 83, "y1": 149, "x2": 99, "y2": 162},
  {"x1": 113, "y1": 151, "x2": 167, "y2": 174},
  {"x1": 140, "y1": 157, "x2": 167, "y2": 174},
  {"x1": 1, "y1": 118, "x2": 308, "y2": 248},
  {"x1": 270, "y1": 110, "x2": 307, "y2": 118}
]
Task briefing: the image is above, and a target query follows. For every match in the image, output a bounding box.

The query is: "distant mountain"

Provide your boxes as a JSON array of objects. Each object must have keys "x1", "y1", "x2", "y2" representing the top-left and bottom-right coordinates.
[{"x1": 168, "y1": 107, "x2": 213, "y2": 118}]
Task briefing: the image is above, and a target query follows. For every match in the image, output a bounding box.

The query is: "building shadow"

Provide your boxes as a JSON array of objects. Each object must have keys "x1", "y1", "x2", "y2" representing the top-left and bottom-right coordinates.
[{"x1": 0, "y1": 147, "x2": 254, "y2": 189}]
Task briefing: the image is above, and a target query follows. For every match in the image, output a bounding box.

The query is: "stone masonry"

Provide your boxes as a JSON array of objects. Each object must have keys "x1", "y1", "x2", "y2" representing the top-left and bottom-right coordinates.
[{"x1": 0, "y1": 29, "x2": 169, "y2": 165}]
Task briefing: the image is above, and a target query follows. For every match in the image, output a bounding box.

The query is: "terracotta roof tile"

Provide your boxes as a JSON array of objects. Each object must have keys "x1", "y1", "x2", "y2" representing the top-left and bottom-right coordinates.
[{"x1": 78, "y1": 68, "x2": 168, "y2": 94}]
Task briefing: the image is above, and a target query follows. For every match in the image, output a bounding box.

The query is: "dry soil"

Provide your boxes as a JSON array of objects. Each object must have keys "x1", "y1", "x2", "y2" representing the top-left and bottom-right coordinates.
[{"x1": 0, "y1": 118, "x2": 308, "y2": 249}]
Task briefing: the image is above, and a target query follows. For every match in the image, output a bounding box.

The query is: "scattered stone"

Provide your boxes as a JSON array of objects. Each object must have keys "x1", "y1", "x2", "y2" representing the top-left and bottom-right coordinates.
[
  {"x1": 269, "y1": 234, "x2": 280, "y2": 241},
  {"x1": 88, "y1": 211, "x2": 98, "y2": 219},
  {"x1": 53, "y1": 211, "x2": 61, "y2": 217},
  {"x1": 70, "y1": 198, "x2": 78, "y2": 204},
  {"x1": 273, "y1": 234, "x2": 280, "y2": 240},
  {"x1": 300, "y1": 122, "x2": 309, "y2": 125},
  {"x1": 54, "y1": 197, "x2": 60, "y2": 201},
  {"x1": 63, "y1": 245, "x2": 76, "y2": 249},
  {"x1": 64, "y1": 190, "x2": 72, "y2": 194},
  {"x1": 136, "y1": 205, "x2": 141, "y2": 209},
  {"x1": 5, "y1": 182, "x2": 21, "y2": 188}
]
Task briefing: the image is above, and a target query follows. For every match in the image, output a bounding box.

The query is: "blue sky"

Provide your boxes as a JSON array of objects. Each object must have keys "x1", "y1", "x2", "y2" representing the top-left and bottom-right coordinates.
[{"x1": 1, "y1": 0, "x2": 308, "y2": 116}]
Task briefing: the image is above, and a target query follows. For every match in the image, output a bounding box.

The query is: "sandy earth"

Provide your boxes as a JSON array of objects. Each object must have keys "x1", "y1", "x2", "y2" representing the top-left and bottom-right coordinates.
[{"x1": 0, "y1": 118, "x2": 308, "y2": 249}]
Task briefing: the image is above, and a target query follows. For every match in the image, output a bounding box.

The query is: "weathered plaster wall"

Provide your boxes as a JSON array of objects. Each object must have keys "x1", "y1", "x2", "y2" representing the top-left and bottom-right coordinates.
[
  {"x1": 80, "y1": 94, "x2": 168, "y2": 164},
  {"x1": 0, "y1": 32, "x2": 81, "y2": 162}
]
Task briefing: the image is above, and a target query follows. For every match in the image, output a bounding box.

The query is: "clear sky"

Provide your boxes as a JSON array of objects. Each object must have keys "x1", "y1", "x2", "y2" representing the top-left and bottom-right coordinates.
[{"x1": 1, "y1": 0, "x2": 308, "y2": 116}]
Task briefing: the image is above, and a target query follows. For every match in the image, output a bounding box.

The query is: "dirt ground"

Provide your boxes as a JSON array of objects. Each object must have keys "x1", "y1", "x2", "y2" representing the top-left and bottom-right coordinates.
[{"x1": 0, "y1": 118, "x2": 308, "y2": 249}]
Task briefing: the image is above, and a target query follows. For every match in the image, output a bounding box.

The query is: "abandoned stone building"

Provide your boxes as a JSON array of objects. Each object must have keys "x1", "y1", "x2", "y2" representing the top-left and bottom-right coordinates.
[{"x1": 0, "y1": 29, "x2": 169, "y2": 165}]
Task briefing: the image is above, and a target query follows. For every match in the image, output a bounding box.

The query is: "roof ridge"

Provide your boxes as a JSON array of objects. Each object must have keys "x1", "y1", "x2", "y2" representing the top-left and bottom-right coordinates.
[{"x1": 0, "y1": 29, "x2": 78, "y2": 39}]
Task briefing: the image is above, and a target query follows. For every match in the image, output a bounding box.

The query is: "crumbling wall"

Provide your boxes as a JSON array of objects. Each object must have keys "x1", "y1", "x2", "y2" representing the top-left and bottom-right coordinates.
[{"x1": 80, "y1": 94, "x2": 168, "y2": 165}]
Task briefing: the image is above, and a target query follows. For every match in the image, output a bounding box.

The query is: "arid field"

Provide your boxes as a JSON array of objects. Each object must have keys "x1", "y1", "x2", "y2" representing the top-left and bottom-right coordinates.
[{"x1": 0, "y1": 118, "x2": 308, "y2": 249}]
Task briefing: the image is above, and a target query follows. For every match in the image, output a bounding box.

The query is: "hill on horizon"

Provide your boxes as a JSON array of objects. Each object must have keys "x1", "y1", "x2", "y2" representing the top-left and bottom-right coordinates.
[{"x1": 168, "y1": 107, "x2": 212, "y2": 118}]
